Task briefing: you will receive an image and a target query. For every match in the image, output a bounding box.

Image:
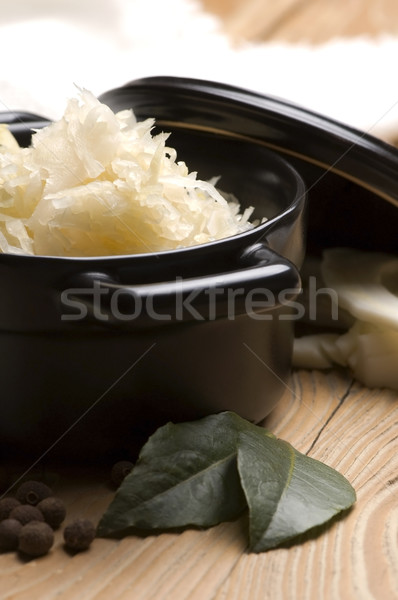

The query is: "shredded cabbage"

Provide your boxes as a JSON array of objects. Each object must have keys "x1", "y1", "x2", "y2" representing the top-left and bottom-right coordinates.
[
  {"x1": 0, "y1": 124, "x2": 20, "y2": 152},
  {"x1": 0, "y1": 90, "x2": 256, "y2": 256}
]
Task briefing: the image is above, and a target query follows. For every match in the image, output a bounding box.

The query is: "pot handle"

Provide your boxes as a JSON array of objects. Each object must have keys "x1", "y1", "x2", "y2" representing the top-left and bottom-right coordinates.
[{"x1": 60, "y1": 244, "x2": 301, "y2": 328}]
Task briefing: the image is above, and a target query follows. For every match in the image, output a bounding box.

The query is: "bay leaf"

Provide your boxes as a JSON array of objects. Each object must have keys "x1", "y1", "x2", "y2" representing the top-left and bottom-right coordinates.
[
  {"x1": 237, "y1": 428, "x2": 356, "y2": 552},
  {"x1": 97, "y1": 412, "x2": 247, "y2": 537}
]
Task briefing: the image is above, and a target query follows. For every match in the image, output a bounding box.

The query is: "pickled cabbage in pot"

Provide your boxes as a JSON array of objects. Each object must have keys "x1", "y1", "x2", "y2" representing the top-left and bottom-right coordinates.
[{"x1": 0, "y1": 90, "x2": 255, "y2": 257}]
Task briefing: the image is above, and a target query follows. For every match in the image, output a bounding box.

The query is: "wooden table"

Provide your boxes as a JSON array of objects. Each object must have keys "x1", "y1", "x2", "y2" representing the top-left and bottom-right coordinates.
[
  {"x1": 2, "y1": 2, "x2": 398, "y2": 598},
  {"x1": 2, "y1": 370, "x2": 398, "y2": 599},
  {"x1": 202, "y1": 0, "x2": 398, "y2": 43}
]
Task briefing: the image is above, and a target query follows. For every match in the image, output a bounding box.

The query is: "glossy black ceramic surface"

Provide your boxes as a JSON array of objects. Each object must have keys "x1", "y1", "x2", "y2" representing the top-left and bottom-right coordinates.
[
  {"x1": 2, "y1": 75, "x2": 397, "y2": 463},
  {"x1": 0, "y1": 100, "x2": 306, "y2": 462},
  {"x1": 100, "y1": 76, "x2": 398, "y2": 255}
]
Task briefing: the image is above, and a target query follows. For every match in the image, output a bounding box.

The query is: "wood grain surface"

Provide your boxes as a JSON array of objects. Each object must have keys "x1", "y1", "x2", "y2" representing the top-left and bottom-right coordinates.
[
  {"x1": 202, "y1": 0, "x2": 398, "y2": 42},
  {"x1": 2, "y1": 1, "x2": 398, "y2": 599},
  {"x1": 1, "y1": 369, "x2": 398, "y2": 599}
]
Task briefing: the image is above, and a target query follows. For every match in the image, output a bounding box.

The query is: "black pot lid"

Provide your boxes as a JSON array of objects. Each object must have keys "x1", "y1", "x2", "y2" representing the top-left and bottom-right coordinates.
[
  {"x1": 1, "y1": 76, "x2": 397, "y2": 257},
  {"x1": 99, "y1": 76, "x2": 398, "y2": 256}
]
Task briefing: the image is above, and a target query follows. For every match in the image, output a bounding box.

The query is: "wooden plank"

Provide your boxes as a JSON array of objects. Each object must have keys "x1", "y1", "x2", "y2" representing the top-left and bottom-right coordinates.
[
  {"x1": 201, "y1": 0, "x2": 305, "y2": 41},
  {"x1": 216, "y1": 370, "x2": 398, "y2": 600},
  {"x1": 271, "y1": 0, "x2": 398, "y2": 43},
  {"x1": 201, "y1": 0, "x2": 398, "y2": 42},
  {"x1": 2, "y1": 369, "x2": 398, "y2": 599}
]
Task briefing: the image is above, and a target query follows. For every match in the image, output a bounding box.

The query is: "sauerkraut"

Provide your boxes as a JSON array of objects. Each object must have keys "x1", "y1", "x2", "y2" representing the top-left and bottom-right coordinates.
[{"x1": 0, "y1": 90, "x2": 255, "y2": 257}]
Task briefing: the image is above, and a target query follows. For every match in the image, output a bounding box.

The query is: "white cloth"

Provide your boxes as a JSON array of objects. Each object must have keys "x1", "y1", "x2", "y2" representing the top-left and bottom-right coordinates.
[{"x1": 1, "y1": 0, "x2": 398, "y2": 141}]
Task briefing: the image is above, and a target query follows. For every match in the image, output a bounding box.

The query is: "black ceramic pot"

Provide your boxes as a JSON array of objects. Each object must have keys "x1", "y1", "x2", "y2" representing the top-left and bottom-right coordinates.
[
  {"x1": 0, "y1": 102, "x2": 306, "y2": 462},
  {"x1": 99, "y1": 76, "x2": 398, "y2": 255}
]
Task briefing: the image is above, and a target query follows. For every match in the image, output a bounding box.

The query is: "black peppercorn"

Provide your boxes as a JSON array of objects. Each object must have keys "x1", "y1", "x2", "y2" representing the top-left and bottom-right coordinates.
[
  {"x1": 10, "y1": 504, "x2": 45, "y2": 525},
  {"x1": 37, "y1": 497, "x2": 66, "y2": 529},
  {"x1": 15, "y1": 480, "x2": 53, "y2": 506},
  {"x1": 0, "y1": 497, "x2": 21, "y2": 521},
  {"x1": 0, "y1": 518, "x2": 23, "y2": 552},
  {"x1": 18, "y1": 521, "x2": 54, "y2": 557},
  {"x1": 63, "y1": 518, "x2": 96, "y2": 552},
  {"x1": 111, "y1": 460, "x2": 134, "y2": 488}
]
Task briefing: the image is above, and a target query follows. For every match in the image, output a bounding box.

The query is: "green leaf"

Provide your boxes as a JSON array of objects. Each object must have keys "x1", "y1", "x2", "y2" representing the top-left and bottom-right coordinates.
[
  {"x1": 237, "y1": 428, "x2": 356, "y2": 552},
  {"x1": 97, "y1": 411, "x2": 356, "y2": 550},
  {"x1": 97, "y1": 412, "x2": 248, "y2": 537}
]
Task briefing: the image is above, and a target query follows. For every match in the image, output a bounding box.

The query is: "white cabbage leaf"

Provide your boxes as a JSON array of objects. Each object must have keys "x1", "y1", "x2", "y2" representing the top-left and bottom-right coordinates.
[{"x1": 293, "y1": 248, "x2": 398, "y2": 391}]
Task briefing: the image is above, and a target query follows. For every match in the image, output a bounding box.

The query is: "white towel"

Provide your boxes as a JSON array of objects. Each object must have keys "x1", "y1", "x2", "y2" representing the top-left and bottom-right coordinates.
[{"x1": 1, "y1": 0, "x2": 398, "y2": 141}]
